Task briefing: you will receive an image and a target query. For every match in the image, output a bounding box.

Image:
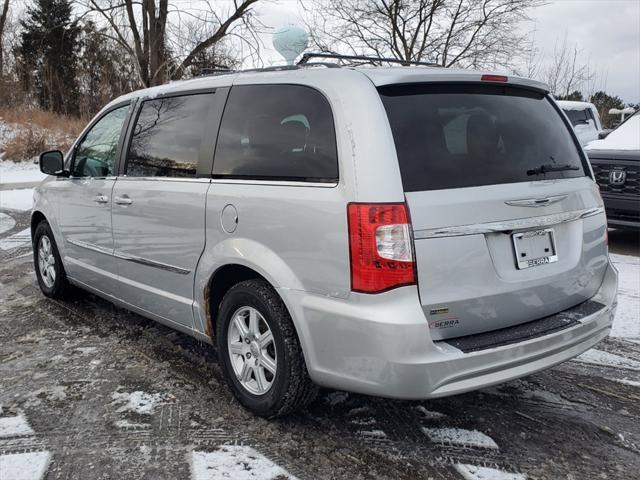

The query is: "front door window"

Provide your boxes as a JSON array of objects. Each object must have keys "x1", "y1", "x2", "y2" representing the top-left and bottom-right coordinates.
[{"x1": 73, "y1": 105, "x2": 129, "y2": 177}]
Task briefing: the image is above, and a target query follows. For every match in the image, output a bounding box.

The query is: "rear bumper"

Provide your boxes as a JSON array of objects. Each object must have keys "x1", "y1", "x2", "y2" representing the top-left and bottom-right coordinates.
[{"x1": 284, "y1": 261, "x2": 618, "y2": 399}]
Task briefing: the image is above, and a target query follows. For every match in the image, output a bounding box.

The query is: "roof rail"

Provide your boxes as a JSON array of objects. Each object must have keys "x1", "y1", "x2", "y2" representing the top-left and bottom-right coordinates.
[
  {"x1": 197, "y1": 61, "x2": 341, "y2": 78},
  {"x1": 298, "y1": 52, "x2": 441, "y2": 67},
  {"x1": 200, "y1": 67, "x2": 233, "y2": 76}
]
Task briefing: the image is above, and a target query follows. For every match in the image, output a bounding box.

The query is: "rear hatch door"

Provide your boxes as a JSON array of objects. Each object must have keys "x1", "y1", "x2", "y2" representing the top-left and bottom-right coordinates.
[{"x1": 379, "y1": 82, "x2": 608, "y2": 340}]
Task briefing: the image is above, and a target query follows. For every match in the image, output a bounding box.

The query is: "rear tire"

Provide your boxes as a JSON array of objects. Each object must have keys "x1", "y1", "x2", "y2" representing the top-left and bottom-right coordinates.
[
  {"x1": 216, "y1": 279, "x2": 318, "y2": 417},
  {"x1": 33, "y1": 220, "x2": 70, "y2": 299}
]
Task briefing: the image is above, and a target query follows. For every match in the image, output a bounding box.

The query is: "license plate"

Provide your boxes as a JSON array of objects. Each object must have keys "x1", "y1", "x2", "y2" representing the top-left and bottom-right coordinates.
[{"x1": 512, "y1": 228, "x2": 558, "y2": 269}]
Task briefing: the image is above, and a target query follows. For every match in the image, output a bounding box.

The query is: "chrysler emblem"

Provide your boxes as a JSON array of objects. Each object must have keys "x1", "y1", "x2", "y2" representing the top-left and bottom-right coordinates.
[{"x1": 609, "y1": 169, "x2": 626, "y2": 185}]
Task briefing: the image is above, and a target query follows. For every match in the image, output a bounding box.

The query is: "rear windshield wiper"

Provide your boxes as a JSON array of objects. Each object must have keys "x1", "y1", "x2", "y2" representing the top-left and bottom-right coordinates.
[{"x1": 526, "y1": 164, "x2": 580, "y2": 176}]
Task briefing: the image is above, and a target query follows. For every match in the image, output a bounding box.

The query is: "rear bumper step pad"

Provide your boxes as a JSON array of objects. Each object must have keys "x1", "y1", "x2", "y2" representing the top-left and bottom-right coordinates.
[{"x1": 443, "y1": 299, "x2": 605, "y2": 353}]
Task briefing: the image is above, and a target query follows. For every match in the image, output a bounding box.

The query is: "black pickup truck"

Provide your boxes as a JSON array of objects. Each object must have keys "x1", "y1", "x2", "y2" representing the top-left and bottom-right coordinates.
[{"x1": 586, "y1": 113, "x2": 639, "y2": 230}]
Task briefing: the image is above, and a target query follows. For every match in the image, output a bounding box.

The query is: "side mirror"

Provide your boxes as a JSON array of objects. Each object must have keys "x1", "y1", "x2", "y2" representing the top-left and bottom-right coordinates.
[
  {"x1": 39, "y1": 150, "x2": 66, "y2": 176},
  {"x1": 598, "y1": 130, "x2": 611, "y2": 139}
]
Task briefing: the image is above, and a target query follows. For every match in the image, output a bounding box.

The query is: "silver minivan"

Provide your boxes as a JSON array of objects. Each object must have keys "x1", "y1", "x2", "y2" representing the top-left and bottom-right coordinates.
[{"x1": 32, "y1": 61, "x2": 618, "y2": 417}]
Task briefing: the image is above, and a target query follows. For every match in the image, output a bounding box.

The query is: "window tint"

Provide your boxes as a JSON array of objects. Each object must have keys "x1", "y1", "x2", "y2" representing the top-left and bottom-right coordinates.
[
  {"x1": 126, "y1": 93, "x2": 214, "y2": 178},
  {"x1": 379, "y1": 84, "x2": 586, "y2": 192},
  {"x1": 213, "y1": 85, "x2": 338, "y2": 182},
  {"x1": 73, "y1": 105, "x2": 129, "y2": 177}
]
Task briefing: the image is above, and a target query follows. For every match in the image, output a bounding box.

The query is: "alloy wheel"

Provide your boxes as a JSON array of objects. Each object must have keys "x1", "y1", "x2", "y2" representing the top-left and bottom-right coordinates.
[
  {"x1": 227, "y1": 306, "x2": 277, "y2": 395},
  {"x1": 38, "y1": 235, "x2": 56, "y2": 289}
]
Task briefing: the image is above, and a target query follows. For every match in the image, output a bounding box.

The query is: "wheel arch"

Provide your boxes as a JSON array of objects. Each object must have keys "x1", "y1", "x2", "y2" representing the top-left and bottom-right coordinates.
[
  {"x1": 202, "y1": 262, "x2": 312, "y2": 364},
  {"x1": 205, "y1": 263, "x2": 267, "y2": 338},
  {"x1": 30, "y1": 210, "x2": 47, "y2": 239}
]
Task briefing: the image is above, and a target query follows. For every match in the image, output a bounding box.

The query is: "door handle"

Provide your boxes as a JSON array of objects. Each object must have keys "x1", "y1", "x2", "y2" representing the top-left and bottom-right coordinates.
[
  {"x1": 93, "y1": 194, "x2": 109, "y2": 204},
  {"x1": 114, "y1": 195, "x2": 133, "y2": 206}
]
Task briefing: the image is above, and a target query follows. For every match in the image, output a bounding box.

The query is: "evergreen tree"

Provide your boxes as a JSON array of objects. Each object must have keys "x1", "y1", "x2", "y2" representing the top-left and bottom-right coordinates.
[
  {"x1": 557, "y1": 91, "x2": 584, "y2": 102},
  {"x1": 590, "y1": 91, "x2": 625, "y2": 129},
  {"x1": 76, "y1": 21, "x2": 137, "y2": 117},
  {"x1": 19, "y1": 0, "x2": 80, "y2": 114}
]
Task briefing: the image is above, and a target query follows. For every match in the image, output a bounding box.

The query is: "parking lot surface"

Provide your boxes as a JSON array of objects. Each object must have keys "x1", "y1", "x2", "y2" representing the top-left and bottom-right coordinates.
[{"x1": 1, "y1": 208, "x2": 638, "y2": 480}]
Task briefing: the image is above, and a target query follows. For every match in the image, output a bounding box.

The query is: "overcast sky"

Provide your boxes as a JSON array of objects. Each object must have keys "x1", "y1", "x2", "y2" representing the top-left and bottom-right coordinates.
[{"x1": 254, "y1": 0, "x2": 640, "y2": 103}]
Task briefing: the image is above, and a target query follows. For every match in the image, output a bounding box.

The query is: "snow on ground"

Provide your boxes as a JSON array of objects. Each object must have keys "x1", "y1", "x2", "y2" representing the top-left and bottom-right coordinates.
[
  {"x1": 0, "y1": 451, "x2": 51, "y2": 480},
  {"x1": 0, "y1": 160, "x2": 44, "y2": 213},
  {"x1": 191, "y1": 446, "x2": 297, "y2": 480},
  {"x1": 455, "y1": 464, "x2": 526, "y2": 480},
  {"x1": 114, "y1": 419, "x2": 150, "y2": 429},
  {"x1": 422, "y1": 427, "x2": 499, "y2": 450},
  {"x1": 519, "y1": 388, "x2": 572, "y2": 406},
  {"x1": 0, "y1": 161, "x2": 47, "y2": 185},
  {"x1": 358, "y1": 429, "x2": 388, "y2": 439},
  {"x1": 613, "y1": 378, "x2": 640, "y2": 388},
  {"x1": 110, "y1": 390, "x2": 170, "y2": 415},
  {"x1": 0, "y1": 228, "x2": 31, "y2": 251},
  {"x1": 0, "y1": 414, "x2": 35, "y2": 437},
  {"x1": 610, "y1": 253, "x2": 640, "y2": 339},
  {"x1": 575, "y1": 349, "x2": 640, "y2": 371},
  {"x1": 0, "y1": 190, "x2": 33, "y2": 211},
  {"x1": 415, "y1": 405, "x2": 447, "y2": 420},
  {"x1": 0, "y1": 212, "x2": 15, "y2": 234}
]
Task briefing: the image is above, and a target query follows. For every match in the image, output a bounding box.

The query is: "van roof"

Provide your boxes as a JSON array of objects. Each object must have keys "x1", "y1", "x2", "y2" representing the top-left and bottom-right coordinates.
[
  {"x1": 556, "y1": 100, "x2": 598, "y2": 111},
  {"x1": 108, "y1": 65, "x2": 549, "y2": 109},
  {"x1": 355, "y1": 67, "x2": 548, "y2": 90}
]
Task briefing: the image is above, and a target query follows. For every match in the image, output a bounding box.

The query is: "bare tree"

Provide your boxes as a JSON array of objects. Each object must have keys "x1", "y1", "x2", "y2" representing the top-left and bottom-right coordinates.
[
  {"x1": 78, "y1": 0, "x2": 260, "y2": 87},
  {"x1": 515, "y1": 26, "x2": 541, "y2": 79},
  {"x1": 0, "y1": 0, "x2": 9, "y2": 76},
  {"x1": 542, "y1": 33, "x2": 594, "y2": 98},
  {"x1": 303, "y1": 0, "x2": 544, "y2": 69}
]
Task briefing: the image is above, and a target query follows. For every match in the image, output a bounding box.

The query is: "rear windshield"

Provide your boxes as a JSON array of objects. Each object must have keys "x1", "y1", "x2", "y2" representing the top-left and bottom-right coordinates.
[
  {"x1": 563, "y1": 108, "x2": 596, "y2": 127},
  {"x1": 379, "y1": 84, "x2": 586, "y2": 191}
]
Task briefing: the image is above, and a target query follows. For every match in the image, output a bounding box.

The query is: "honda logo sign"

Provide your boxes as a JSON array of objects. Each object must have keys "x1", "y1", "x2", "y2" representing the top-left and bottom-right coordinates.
[{"x1": 609, "y1": 169, "x2": 627, "y2": 185}]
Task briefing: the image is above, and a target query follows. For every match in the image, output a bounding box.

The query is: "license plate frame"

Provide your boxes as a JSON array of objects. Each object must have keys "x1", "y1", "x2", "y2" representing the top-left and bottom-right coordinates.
[{"x1": 512, "y1": 228, "x2": 558, "y2": 269}]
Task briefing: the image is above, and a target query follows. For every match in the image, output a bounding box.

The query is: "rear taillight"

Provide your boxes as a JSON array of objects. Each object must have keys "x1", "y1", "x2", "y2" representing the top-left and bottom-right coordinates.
[{"x1": 347, "y1": 203, "x2": 416, "y2": 293}]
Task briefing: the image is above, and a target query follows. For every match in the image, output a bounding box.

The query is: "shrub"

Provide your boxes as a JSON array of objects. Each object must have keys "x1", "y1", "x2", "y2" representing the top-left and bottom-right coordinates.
[
  {"x1": 0, "y1": 107, "x2": 83, "y2": 161},
  {"x1": 2, "y1": 126, "x2": 48, "y2": 161}
]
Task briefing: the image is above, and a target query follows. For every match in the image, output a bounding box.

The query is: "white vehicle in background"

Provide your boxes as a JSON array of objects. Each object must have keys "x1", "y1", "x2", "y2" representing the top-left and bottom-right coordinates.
[{"x1": 558, "y1": 100, "x2": 604, "y2": 146}]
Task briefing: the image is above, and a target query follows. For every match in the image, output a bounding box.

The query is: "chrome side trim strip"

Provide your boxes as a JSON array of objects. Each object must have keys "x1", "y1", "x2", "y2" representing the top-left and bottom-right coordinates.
[
  {"x1": 66, "y1": 238, "x2": 190, "y2": 275},
  {"x1": 115, "y1": 253, "x2": 191, "y2": 275},
  {"x1": 118, "y1": 176, "x2": 211, "y2": 184},
  {"x1": 66, "y1": 238, "x2": 114, "y2": 256},
  {"x1": 212, "y1": 178, "x2": 338, "y2": 188},
  {"x1": 505, "y1": 194, "x2": 568, "y2": 207},
  {"x1": 414, "y1": 206, "x2": 605, "y2": 239}
]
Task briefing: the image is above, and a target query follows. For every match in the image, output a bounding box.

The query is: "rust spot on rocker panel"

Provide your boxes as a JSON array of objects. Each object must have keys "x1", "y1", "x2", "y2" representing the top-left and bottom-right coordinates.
[{"x1": 203, "y1": 284, "x2": 213, "y2": 338}]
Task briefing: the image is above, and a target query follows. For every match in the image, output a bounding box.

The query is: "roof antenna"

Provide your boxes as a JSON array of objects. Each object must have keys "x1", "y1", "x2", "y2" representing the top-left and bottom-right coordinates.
[{"x1": 272, "y1": 25, "x2": 309, "y2": 66}]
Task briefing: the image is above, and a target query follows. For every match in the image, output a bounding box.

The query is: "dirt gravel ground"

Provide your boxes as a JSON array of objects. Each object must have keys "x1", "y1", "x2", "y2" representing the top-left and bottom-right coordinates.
[{"x1": 1, "y1": 208, "x2": 638, "y2": 480}]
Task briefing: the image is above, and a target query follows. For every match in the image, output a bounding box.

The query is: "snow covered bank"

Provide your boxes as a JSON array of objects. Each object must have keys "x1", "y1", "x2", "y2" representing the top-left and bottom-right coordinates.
[
  {"x1": 0, "y1": 189, "x2": 34, "y2": 211},
  {"x1": 0, "y1": 160, "x2": 47, "y2": 185},
  {"x1": 610, "y1": 253, "x2": 639, "y2": 340}
]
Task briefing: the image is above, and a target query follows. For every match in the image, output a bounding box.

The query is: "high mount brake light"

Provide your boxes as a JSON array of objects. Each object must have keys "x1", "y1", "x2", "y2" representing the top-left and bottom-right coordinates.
[
  {"x1": 481, "y1": 74, "x2": 508, "y2": 82},
  {"x1": 347, "y1": 203, "x2": 416, "y2": 293}
]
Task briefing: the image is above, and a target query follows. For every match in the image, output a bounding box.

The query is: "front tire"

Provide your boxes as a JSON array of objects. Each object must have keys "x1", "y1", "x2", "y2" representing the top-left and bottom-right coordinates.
[
  {"x1": 216, "y1": 279, "x2": 318, "y2": 417},
  {"x1": 33, "y1": 220, "x2": 70, "y2": 299}
]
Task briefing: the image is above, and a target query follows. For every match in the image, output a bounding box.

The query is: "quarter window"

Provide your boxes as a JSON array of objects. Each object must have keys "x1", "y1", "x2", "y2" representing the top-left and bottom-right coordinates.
[
  {"x1": 213, "y1": 85, "x2": 338, "y2": 182},
  {"x1": 73, "y1": 105, "x2": 129, "y2": 177},
  {"x1": 126, "y1": 94, "x2": 214, "y2": 178}
]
